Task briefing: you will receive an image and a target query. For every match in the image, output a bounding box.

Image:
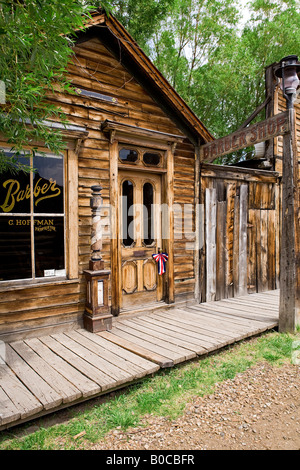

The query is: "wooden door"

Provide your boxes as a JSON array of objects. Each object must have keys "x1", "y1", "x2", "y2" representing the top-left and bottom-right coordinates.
[{"x1": 119, "y1": 170, "x2": 163, "y2": 309}]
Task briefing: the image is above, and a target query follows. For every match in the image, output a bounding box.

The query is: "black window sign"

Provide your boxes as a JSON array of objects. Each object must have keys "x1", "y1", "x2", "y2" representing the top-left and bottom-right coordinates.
[{"x1": 0, "y1": 151, "x2": 65, "y2": 282}]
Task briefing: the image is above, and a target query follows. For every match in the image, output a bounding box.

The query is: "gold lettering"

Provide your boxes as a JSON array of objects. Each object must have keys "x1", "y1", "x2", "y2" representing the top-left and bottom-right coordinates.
[
  {"x1": 0, "y1": 180, "x2": 20, "y2": 213},
  {"x1": 34, "y1": 178, "x2": 61, "y2": 206},
  {"x1": 0, "y1": 177, "x2": 61, "y2": 213}
]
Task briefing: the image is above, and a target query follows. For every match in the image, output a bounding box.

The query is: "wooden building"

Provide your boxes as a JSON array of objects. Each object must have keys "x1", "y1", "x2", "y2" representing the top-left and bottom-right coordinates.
[
  {"x1": 0, "y1": 10, "x2": 213, "y2": 341},
  {"x1": 0, "y1": 11, "x2": 287, "y2": 342}
]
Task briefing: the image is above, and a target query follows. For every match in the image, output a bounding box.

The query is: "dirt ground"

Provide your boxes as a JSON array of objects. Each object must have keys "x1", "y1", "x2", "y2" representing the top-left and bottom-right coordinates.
[{"x1": 92, "y1": 362, "x2": 300, "y2": 451}]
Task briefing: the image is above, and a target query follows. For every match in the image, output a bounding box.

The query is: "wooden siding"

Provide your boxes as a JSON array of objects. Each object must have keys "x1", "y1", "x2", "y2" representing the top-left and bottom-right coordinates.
[{"x1": 199, "y1": 164, "x2": 281, "y2": 303}]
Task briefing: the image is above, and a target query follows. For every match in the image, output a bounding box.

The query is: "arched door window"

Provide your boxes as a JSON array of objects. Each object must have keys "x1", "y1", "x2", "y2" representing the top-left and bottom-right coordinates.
[
  {"x1": 143, "y1": 182, "x2": 154, "y2": 246},
  {"x1": 122, "y1": 180, "x2": 134, "y2": 246}
]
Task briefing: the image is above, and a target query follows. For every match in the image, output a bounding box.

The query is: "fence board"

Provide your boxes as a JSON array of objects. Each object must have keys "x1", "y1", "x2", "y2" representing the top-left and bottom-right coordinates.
[{"x1": 205, "y1": 188, "x2": 217, "y2": 302}]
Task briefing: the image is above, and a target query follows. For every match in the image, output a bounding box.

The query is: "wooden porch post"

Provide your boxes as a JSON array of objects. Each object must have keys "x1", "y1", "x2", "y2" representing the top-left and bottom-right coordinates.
[
  {"x1": 279, "y1": 107, "x2": 300, "y2": 332},
  {"x1": 83, "y1": 185, "x2": 112, "y2": 332}
]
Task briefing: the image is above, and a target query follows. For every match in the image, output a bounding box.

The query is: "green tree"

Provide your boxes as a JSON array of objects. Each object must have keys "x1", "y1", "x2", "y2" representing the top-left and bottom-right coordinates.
[
  {"x1": 109, "y1": 0, "x2": 176, "y2": 52},
  {"x1": 0, "y1": 1, "x2": 113, "y2": 173},
  {"x1": 192, "y1": 0, "x2": 300, "y2": 163}
]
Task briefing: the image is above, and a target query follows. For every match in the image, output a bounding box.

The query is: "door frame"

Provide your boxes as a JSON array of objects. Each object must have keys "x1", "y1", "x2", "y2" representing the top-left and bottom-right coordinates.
[
  {"x1": 103, "y1": 120, "x2": 183, "y2": 316},
  {"x1": 119, "y1": 169, "x2": 163, "y2": 308}
]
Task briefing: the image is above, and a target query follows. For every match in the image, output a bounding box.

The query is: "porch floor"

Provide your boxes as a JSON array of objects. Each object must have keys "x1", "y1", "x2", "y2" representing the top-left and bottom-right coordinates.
[{"x1": 0, "y1": 290, "x2": 279, "y2": 431}]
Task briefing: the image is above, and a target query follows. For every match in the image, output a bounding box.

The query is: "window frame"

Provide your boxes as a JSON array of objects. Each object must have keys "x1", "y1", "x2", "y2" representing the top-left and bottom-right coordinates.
[
  {"x1": 118, "y1": 145, "x2": 163, "y2": 169},
  {"x1": 0, "y1": 146, "x2": 78, "y2": 287}
]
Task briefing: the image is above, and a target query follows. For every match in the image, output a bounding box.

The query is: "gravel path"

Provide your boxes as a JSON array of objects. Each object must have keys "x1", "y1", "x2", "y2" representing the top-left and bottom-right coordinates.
[{"x1": 92, "y1": 362, "x2": 300, "y2": 450}]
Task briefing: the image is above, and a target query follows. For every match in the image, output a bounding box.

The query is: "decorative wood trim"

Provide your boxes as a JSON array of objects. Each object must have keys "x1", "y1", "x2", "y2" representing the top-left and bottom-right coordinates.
[
  {"x1": 101, "y1": 120, "x2": 184, "y2": 145},
  {"x1": 66, "y1": 149, "x2": 79, "y2": 280},
  {"x1": 118, "y1": 164, "x2": 167, "y2": 174},
  {"x1": 110, "y1": 140, "x2": 121, "y2": 316},
  {"x1": 165, "y1": 145, "x2": 175, "y2": 303},
  {"x1": 194, "y1": 145, "x2": 201, "y2": 302}
]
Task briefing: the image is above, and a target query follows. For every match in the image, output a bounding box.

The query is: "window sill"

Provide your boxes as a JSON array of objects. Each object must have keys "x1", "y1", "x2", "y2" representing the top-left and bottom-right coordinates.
[{"x1": 0, "y1": 277, "x2": 79, "y2": 293}]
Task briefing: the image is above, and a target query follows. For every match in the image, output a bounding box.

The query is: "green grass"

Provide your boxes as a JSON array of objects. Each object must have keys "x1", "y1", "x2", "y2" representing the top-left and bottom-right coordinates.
[{"x1": 0, "y1": 330, "x2": 299, "y2": 450}]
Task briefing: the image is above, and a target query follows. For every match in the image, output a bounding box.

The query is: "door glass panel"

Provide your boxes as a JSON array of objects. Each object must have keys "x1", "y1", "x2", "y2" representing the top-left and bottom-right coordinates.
[
  {"x1": 143, "y1": 182, "x2": 154, "y2": 245},
  {"x1": 122, "y1": 180, "x2": 134, "y2": 246},
  {"x1": 119, "y1": 148, "x2": 138, "y2": 163},
  {"x1": 143, "y1": 152, "x2": 160, "y2": 166}
]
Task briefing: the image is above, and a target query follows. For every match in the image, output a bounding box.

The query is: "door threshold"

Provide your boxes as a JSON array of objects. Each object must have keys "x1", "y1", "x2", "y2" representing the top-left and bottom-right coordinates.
[
  {"x1": 114, "y1": 301, "x2": 172, "y2": 321},
  {"x1": 113, "y1": 296, "x2": 194, "y2": 322}
]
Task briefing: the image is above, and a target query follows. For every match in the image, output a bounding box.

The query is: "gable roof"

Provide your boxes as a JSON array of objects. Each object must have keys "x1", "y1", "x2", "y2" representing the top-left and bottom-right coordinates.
[{"x1": 74, "y1": 9, "x2": 214, "y2": 146}]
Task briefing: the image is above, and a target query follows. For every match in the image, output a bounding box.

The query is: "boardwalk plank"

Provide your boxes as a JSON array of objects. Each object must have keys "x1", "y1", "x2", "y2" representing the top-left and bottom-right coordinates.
[
  {"x1": 99, "y1": 331, "x2": 174, "y2": 368},
  {"x1": 145, "y1": 313, "x2": 229, "y2": 348},
  {"x1": 52, "y1": 333, "x2": 128, "y2": 388},
  {"x1": 187, "y1": 303, "x2": 276, "y2": 325},
  {"x1": 184, "y1": 306, "x2": 272, "y2": 333},
  {"x1": 219, "y1": 298, "x2": 278, "y2": 311},
  {"x1": 222, "y1": 298, "x2": 278, "y2": 312},
  {"x1": 0, "y1": 386, "x2": 21, "y2": 426},
  {"x1": 0, "y1": 290, "x2": 280, "y2": 431},
  {"x1": 159, "y1": 309, "x2": 239, "y2": 340},
  {"x1": 65, "y1": 330, "x2": 135, "y2": 381},
  {"x1": 25, "y1": 338, "x2": 83, "y2": 402},
  {"x1": 0, "y1": 364, "x2": 43, "y2": 419},
  {"x1": 129, "y1": 316, "x2": 209, "y2": 354},
  {"x1": 134, "y1": 315, "x2": 221, "y2": 352},
  {"x1": 112, "y1": 324, "x2": 183, "y2": 363},
  {"x1": 39, "y1": 335, "x2": 102, "y2": 393},
  {"x1": 216, "y1": 299, "x2": 278, "y2": 317},
  {"x1": 78, "y1": 329, "x2": 159, "y2": 377},
  {"x1": 196, "y1": 302, "x2": 278, "y2": 323},
  {"x1": 92, "y1": 332, "x2": 160, "y2": 373},
  {"x1": 5, "y1": 343, "x2": 62, "y2": 410},
  {"x1": 119, "y1": 318, "x2": 197, "y2": 360}
]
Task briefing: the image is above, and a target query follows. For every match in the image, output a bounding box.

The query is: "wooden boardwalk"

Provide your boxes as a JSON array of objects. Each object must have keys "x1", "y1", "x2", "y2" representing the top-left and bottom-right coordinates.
[{"x1": 0, "y1": 290, "x2": 279, "y2": 431}]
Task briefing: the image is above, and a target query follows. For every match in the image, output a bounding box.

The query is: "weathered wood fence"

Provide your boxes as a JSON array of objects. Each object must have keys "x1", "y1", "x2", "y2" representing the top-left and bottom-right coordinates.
[{"x1": 199, "y1": 163, "x2": 281, "y2": 302}]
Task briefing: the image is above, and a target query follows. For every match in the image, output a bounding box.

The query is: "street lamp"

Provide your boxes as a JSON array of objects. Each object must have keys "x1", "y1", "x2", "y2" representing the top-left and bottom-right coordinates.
[
  {"x1": 274, "y1": 55, "x2": 300, "y2": 333},
  {"x1": 275, "y1": 55, "x2": 300, "y2": 108}
]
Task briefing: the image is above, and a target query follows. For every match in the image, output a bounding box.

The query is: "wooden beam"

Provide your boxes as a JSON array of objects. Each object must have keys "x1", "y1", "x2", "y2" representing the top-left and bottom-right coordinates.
[
  {"x1": 279, "y1": 108, "x2": 300, "y2": 332},
  {"x1": 109, "y1": 140, "x2": 121, "y2": 316},
  {"x1": 205, "y1": 188, "x2": 217, "y2": 302},
  {"x1": 165, "y1": 144, "x2": 175, "y2": 304},
  {"x1": 200, "y1": 112, "x2": 290, "y2": 162},
  {"x1": 237, "y1": 95, "x2": 271, "y2": 131}
]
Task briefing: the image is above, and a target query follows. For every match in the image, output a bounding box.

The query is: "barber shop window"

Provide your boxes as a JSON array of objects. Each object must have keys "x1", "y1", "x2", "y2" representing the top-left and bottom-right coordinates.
[{"x1": 0, "y1": 150, "x2": 65, "y2": 282}]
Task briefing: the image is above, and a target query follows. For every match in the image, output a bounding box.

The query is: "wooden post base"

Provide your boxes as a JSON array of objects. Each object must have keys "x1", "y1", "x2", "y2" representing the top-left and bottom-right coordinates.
[{"x1": 83, "y1": 312, "x2": 113, "y2": 333}]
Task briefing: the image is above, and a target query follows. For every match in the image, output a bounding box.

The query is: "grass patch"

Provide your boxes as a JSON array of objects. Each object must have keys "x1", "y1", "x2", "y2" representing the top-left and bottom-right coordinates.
[{"x1": 0, "y1": 330, "x2": 298, "y2": 450}]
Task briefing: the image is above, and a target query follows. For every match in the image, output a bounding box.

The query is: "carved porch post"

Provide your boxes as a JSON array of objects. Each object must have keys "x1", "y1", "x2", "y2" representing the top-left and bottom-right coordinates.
[{"x1": 83, "y1": 185, "x2": 112, "y2": 332}]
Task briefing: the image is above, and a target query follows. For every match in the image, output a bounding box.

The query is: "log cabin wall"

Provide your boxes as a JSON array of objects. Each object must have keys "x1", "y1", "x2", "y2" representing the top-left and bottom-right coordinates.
[
  {"x1": 199, "y1": 163, "x2": 281, "y2": 303},
  {"x1": 0, "y1": 37, "x2": 197, "y2": 341}
]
